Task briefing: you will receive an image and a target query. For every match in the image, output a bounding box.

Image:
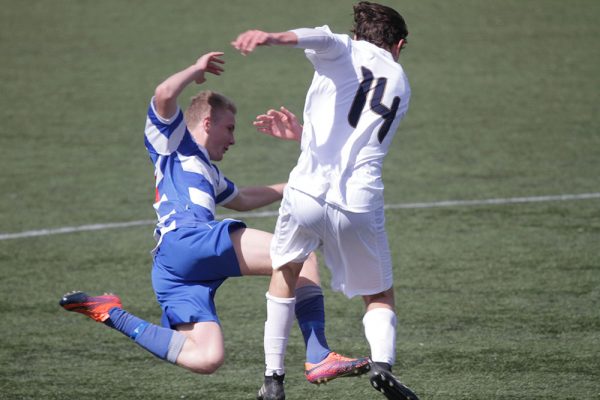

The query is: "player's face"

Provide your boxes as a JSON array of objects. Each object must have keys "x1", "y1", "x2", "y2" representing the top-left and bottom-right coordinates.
[{"x1": 206, "y1": 109, "x2": 236, "y2": 161}]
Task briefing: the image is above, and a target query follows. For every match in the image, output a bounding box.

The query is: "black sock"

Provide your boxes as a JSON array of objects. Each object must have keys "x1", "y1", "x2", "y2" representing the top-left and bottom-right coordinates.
[{"x1": 374, "y1": 361, "x2": 392, "y2": 372}]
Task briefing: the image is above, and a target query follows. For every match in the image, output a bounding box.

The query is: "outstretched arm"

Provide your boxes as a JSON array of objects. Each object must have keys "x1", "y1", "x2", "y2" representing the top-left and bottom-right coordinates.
[
  {"x1": 232, "y1": 27, "x2": 334, "y2": 56},
  {"x1": 153, "y1": 52, "x2": 225, "y2": 118},
  {"x1": 223, "y1": 183, "x2": 286, "y2": 211},
  {"x1": 231, "y1": 30, "x2": 298, "y2": 55},
  {"x1": 253, "y1": 107, "x2": 302, "y2": 142}
]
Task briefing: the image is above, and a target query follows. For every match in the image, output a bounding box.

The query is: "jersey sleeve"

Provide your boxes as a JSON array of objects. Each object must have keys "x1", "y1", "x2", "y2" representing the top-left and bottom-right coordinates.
[
  {"x1": 215, "y1": 177, "x2": 238, "y2": 205},
  {"x1": 212, "y1": 165, "x2": 239, "y2": 205},
  {"x1": 291, "y1": 25, "x2": 348, "y2": 60},
  {"x1": 144, "y1": 97, "x2": 187, "y2": 156}
]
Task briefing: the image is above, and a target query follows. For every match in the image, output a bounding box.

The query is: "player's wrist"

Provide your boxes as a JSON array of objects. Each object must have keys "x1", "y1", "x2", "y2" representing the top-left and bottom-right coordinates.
[{"x1": 270, "y1": 31, "x2": 298, "y2": 46}]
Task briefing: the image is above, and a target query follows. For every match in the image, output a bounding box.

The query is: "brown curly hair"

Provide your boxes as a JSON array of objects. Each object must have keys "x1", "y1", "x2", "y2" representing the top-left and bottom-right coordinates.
[{"x1": 351, "y1": 1, "x2": 408, "y2": 50}]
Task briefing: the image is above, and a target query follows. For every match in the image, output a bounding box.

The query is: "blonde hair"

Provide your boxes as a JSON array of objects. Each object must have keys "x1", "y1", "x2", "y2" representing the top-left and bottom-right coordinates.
[{"x1": 184, "y1": 90, "x2": 237, "y2": 130}]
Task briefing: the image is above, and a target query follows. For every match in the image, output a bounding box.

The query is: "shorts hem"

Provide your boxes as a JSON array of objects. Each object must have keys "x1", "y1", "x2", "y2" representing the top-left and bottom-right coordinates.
[
  {"x1": 332, "y1": 282, "x2": 394, "y2": 299},
  {"x1": 161, "y1": 310, "x2": 220, "y2": 329},
  {"x1": 271, "y1": 253, "x2": 310, "y2": 269}
]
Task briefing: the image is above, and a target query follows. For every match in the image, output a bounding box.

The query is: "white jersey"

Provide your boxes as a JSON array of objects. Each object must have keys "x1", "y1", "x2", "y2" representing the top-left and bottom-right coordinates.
[{"x1": 289, "y1": 26, "x2": 410, "y2": 212}]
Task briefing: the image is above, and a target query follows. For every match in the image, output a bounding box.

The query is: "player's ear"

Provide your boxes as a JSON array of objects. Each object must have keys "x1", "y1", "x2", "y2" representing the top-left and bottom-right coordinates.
[
  {"x1": 202, "y1": 115, "x2": 211, "y2": 133},
  {"x1": 392, "y1": 39, "x2": 405, "y2": 60}
]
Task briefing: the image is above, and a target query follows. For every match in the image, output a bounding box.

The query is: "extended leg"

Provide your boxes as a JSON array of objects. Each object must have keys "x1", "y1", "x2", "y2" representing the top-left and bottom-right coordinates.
[
  {"x1": 60, "y1": 292, "x2": 185, "y2": 364},
  {"x1": 362, "y1": 288, "x2": 420, "y2": 400},
  {"x1": 59, "y1": 292, "x2": 224, "y2": 374}
]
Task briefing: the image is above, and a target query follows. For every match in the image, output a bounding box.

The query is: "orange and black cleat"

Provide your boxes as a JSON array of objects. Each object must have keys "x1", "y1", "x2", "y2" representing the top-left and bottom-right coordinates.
[
  {"x1": 59, "y1": 291, "x2": 122, "y2": 322},
  {"x1": 304, "y1": 352, "x2": 371, "y2": 384}
]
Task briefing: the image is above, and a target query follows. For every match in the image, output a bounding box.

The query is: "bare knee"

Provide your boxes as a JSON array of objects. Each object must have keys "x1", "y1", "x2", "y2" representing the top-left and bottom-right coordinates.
[
  {"x1": 175, "y1": 322, "x2": 225, "y2": 374},
  {"x1": 184, "y1": 346, "x2": 225, "y2": 375},
  {"x1": 269, "y1": 262, "x2": 303, "y2": 298},
  {"x1": 298, "y1": 252, "x2": 320, "y2": 287},
  {"x1": 362, "y1": 287, "x2": 395, "y2": 311}
]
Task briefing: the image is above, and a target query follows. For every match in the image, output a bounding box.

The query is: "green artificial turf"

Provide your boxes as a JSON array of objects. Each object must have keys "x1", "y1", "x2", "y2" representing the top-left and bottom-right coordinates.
[{"x1": 1, "y1": 1, "x2": 598, "y2": 398}]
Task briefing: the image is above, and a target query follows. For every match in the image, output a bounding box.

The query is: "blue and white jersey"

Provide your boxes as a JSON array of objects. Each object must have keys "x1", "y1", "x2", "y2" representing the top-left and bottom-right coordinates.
[{"x1": 144, "y1": 97, "x2": 238, "y2": 243}]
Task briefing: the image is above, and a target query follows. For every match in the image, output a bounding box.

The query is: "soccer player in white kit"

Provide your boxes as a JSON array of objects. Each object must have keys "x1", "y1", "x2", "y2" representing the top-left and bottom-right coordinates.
[{"x1": 233, "y1": 2, "x2": 419, "y2": 399}]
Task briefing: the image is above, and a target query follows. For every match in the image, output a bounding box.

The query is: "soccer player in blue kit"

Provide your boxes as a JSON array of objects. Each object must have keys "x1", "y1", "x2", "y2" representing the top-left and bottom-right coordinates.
[
  {"x1": 60, "y1": 51, "x2": 369, "y2": 386},
  {"x1": 233, "y1": 2, "x2": 420, "y2": 399}
]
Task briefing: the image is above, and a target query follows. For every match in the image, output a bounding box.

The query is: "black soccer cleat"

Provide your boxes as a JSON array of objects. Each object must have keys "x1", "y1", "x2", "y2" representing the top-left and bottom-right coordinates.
[
  {"x1": 369, "y1": 362, "x2": 420, "y2": 400},
  {"x1": 257, "y1": 373, "x2": 285, "y2": 400}
]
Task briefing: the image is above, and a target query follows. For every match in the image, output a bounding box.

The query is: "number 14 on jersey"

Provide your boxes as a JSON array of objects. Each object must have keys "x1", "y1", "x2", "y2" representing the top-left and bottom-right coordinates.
[{"x1": 347, "y1": 66, "x2": 400, "y2": 143}]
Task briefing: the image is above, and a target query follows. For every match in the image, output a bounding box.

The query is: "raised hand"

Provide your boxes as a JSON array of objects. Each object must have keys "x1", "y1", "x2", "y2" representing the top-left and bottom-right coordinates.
[
  {"x1": 231, "y1": 30, "x2": 271, "y2": 55},
  {"x1": 194, "y1": 52, "x2": 225, "y2": 84},
  {"x1": 254, "y1": 107, "x2": 302, "y2": 142}
]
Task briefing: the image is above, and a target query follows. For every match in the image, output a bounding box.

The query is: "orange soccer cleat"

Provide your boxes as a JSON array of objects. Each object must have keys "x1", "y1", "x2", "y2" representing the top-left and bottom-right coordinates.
[
  {"x1": 59, "y1": 291, "x2": 122, "y2": 322},
  {"x1": 304, "y1": 352, "x2": 371, "y2": 384}
]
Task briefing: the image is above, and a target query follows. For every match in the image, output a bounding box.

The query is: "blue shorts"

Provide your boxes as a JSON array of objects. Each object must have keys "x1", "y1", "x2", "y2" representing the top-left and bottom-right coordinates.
[{"x1": 151, "y1": 219, "x2": 246, "y2": 328}]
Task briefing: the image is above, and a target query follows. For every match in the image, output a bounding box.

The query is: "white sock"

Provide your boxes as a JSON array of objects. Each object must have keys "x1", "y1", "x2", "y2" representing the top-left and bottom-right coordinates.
[
  {"x1": 363, "y1": 307, "x2": 397, "y2": 365},
  {"x1": 264, "y1": 292, "x2": 296, "y2": 376}
]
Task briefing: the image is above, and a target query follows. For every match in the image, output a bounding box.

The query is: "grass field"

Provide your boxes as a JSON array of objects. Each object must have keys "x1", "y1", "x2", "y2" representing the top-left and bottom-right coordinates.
[{"x1": 1, "y1": 0, "x2": 599, "y2": 399}]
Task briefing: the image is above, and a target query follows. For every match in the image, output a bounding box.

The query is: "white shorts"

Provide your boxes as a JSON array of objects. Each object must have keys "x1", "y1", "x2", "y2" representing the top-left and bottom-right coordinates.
[{"x1": 271, "y1": 187, "x2": 393, "y2": 298}]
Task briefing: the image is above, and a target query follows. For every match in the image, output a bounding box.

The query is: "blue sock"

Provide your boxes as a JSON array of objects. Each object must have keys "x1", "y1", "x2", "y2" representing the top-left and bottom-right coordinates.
[
  {"x1": 295, "y1": 285, "x2": 331, "y2": 364},
  {"x1": 105, "y1": 307, "x2": 185, "y2": 363}
]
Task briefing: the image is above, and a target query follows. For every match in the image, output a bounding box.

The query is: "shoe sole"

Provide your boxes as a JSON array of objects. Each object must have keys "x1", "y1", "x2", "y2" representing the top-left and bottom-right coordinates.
[
  {"x1": 256, "y1": 385, "x2": 284, "y2": 400},
  {"x1": 370, "y1": 370, "x2": 419, "y2": 400},
  {"x1": 256, "y1": 393, "x2": 284, "y2": 400},
  {"x1": 256, "y1": 389, "x2": 284, "y2": 400}
]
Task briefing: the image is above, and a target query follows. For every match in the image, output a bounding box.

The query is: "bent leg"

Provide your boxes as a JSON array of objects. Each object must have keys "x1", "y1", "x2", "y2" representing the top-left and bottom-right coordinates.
[
  {"x1": 175, "y1": 321, "x2": 225, "y2": 374},
  {"x1": 61, "y1": 289, "x2": 227, "y2": 375},
  {"x1": 230, "y1": 227, "x2": 273, "y2": 276},
  {"x1": 230, "y1": 227, "x2": 320, "y2": 285},
  {"x1": 230, "y1": 228, "x2": 334, "y2": 367},
  {"x1": 105, "y1": 307, "x2": 186, "y2": 363},
  {"x1": 107, "y1": 309, "x2": 224, "y2": 374},
  {"x1": 60, "y1": 292, "x2": 187, "y2": 367}
]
